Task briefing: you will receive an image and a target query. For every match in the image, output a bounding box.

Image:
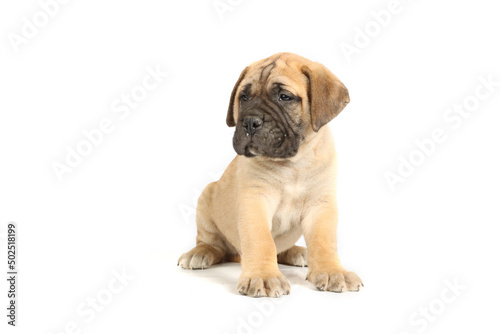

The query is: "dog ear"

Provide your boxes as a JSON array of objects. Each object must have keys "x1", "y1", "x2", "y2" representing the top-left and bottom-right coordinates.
[
  {"x1": 301, "y1": 62, "x2": 350, "y2": 132},
  {"x1": 226, "y1": 67, "x2": 248, "y2": 127}
]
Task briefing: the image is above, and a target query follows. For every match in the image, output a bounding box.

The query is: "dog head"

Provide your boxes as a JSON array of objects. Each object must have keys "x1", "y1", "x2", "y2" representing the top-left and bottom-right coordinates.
[{"x1": 227, "y1": 52, "x2": 350, "y2": 158}]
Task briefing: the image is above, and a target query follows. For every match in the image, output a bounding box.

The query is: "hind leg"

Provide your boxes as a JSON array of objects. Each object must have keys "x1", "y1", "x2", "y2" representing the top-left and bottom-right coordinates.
[
  {"x1": 178, "y1": 218, "x2": 228, "y2": 269},
  {"x1": 178, "y1": 186, "x2": 232, "y2": 269},
  {"x1": 277, "y1": 245, "x2": 308, "y2": 267},
  {"x1": 178, "y1": 242, "x2": 225, "y2": 269}
]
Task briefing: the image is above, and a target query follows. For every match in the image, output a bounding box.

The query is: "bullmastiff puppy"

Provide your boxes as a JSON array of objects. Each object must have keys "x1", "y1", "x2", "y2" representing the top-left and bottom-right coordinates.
[{"x1": 178, "y1": 52, "x2": 362, "y2": 297}]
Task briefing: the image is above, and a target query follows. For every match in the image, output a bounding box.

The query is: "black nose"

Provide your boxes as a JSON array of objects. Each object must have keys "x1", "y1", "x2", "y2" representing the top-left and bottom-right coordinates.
[{"x1": 243, "y1": 116, "x2": 263, "y2": 135}]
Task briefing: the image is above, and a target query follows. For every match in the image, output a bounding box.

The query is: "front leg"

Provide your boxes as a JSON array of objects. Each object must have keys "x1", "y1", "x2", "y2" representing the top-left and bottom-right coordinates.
[
  {"x1": 302, "y1": 202, "x2": 363, "y2": 292},
  {"x1": 237, "y1": 196, "x2": 290, "y2": 298}
]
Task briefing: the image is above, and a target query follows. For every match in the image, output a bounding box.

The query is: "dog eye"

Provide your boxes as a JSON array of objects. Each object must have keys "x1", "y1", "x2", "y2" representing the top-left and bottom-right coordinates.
[
  {"x1": 279, "y1": 94, "x2": 292, "y2": 101},
  {"x1": 240, "y1": 94, "x2": 249, "y2": 101}
]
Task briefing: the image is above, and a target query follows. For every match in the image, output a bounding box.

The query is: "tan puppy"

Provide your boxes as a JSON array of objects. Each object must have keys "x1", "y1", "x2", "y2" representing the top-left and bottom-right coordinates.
[{"x1": 178, "y1": 52, "x2": 362, "y2": 297}]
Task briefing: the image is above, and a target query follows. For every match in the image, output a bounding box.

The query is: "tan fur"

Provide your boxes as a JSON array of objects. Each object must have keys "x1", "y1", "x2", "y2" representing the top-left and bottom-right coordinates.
[{"x1": 178, "y1": 53, "x2": 362, "y2": 297}]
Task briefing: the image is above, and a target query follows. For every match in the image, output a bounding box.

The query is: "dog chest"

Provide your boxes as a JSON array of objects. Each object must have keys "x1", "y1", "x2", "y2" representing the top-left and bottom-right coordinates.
[{"x1": 271, "y1": 181, "x2": 306, "y2": 235}]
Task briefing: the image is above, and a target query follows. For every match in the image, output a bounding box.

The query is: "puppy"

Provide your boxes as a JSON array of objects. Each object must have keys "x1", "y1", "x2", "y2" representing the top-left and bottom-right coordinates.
[{"x1": 178, "y1": 52, "x2": 362, "y2": 297}]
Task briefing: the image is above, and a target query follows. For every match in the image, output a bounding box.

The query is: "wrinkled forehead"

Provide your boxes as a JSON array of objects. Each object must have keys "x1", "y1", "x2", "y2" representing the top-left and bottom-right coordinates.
[{"x1": 241, "y1": 56, "x2": 309, "y2": 95}]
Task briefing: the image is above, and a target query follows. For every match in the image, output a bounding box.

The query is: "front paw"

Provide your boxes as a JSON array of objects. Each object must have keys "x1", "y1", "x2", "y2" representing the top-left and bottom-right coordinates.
[
  {"x1": 307, "y1": 269, "x2": 363, "y2": 292},
  {"x1": 238, "y1": 272, "x2": 291, "y2": 298}
]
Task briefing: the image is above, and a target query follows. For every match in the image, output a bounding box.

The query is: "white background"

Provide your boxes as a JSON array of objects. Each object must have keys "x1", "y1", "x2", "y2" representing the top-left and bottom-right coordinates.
[{"x1": 1, "y1": 0, "x2": 500, "y2": 333}]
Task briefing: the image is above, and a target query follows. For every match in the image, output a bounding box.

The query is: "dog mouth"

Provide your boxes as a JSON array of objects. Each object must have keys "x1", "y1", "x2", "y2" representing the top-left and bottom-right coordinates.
[
  {"x1": 233, "y1": 117, "x2": 300, "y2": 159},
  {"x1": 244, "y1": 145, "x2": 258, "y2": 157}
]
